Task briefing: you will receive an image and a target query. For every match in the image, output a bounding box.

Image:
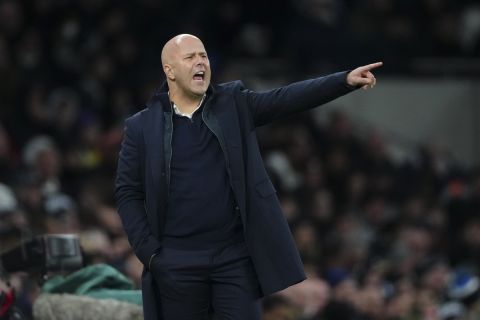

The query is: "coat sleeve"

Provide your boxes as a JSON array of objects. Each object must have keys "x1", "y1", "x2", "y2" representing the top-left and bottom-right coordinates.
[
  {"x1": 241, "y1": 71, "x2": 357, "y2": 127},
  {"x1": 114, "y1": 115, "x2": 162, "y2": 267}
]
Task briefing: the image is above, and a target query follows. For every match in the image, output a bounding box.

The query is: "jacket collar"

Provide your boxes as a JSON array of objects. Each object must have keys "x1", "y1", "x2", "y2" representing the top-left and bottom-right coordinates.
[{"x1": 146, "y1": 80, "x2": 215, "y2": 112}]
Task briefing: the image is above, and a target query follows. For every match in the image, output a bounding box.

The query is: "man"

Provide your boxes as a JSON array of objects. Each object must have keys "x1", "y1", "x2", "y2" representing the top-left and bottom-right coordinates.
[{"x1": 115, "y1": 34, "x2": 381, "y2": 320}]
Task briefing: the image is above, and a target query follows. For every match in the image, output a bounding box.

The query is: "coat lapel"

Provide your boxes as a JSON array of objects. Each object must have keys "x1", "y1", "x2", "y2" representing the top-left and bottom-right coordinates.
[
  {"x1": 207, "y1": 97, "x2": 247, "y2": 222},
  {"x1": 143, "y1": 92, "x2": 171, "y2": 232},
  {"x1": 144, "y1": 101, "x2": 163, "y2": 198}
]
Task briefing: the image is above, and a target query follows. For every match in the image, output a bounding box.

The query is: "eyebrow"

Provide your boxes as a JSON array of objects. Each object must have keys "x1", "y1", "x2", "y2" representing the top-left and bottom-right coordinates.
[{"x1": 183, "y1": 51, "x2": 207, "y2": 57}]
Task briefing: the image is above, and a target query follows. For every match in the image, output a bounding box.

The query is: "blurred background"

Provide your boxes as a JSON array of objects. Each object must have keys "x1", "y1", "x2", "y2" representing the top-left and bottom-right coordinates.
[{"x1": 0, "y1": 0, "x2": 479, "y2": 319}]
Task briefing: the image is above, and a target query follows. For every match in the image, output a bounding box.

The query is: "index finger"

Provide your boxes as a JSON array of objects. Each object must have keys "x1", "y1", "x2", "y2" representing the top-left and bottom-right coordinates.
[{"x1": 360, "y1": 62, "x2": 383, "y2": 71}]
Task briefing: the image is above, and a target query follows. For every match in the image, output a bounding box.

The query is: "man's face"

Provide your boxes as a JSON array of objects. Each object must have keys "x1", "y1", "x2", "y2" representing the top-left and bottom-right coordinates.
[{"x1": 167, "y1": 37, "x2": 211, "y2": 97}]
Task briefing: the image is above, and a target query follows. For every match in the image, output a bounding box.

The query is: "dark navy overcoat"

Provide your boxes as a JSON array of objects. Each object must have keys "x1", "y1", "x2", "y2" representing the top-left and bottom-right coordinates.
[{"x1": 115, "y1": 71, "x2": 355, "y2": 319}]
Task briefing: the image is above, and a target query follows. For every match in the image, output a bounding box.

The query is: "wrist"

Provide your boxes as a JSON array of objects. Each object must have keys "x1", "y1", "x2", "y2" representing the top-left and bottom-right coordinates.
[{"x1": 345, "y1": 71, "x2": 357, "y2": 89}]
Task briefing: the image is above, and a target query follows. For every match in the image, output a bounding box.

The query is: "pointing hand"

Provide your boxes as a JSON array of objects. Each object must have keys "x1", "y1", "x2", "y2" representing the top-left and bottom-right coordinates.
[{"x1": 346, "y1": 62, "x2": 383, "y2": 90}]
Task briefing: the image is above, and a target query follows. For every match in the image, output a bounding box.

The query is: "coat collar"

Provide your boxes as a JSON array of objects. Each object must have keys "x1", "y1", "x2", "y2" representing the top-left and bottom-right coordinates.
[{"x1": 146, "y1": 80, "x2": 215, "y2": 112}]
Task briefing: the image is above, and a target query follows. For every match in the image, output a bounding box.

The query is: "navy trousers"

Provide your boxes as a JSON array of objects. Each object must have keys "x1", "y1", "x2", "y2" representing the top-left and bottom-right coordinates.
[{"x1": 150, "y1": 240, "x2": 262, "y2": 320}]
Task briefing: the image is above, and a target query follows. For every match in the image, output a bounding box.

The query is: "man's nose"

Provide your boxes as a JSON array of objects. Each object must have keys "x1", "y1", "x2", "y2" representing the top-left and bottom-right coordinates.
[{"x1": 195, "y1": 57, "x2": 204, "y2": 66}]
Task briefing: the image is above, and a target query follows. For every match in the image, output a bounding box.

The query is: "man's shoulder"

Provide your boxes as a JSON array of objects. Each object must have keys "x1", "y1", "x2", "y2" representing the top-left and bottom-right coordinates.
[
  {"x1": 124, "y1": 107, "x2": 149, "y2": 127},
  {"x1": 214, "y1": 80, "x2": 246, "y2": 93}
]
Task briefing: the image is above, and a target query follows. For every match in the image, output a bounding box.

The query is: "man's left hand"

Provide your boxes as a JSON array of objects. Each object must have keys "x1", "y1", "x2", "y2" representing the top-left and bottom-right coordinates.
[{"x1": 347, "y1": 62, "x2": 383, "y2": 90}]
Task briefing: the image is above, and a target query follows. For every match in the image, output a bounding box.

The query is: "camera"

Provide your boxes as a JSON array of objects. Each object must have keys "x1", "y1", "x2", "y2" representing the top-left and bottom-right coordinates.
[{"x1": 0, "y1": 234, "x2": 83, "y2": 275}]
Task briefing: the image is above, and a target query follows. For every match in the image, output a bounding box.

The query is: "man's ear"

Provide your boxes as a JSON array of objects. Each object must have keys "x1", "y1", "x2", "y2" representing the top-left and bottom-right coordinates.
[{"x1": 164, "y1": 64, "x2": 175, "y2": 81}]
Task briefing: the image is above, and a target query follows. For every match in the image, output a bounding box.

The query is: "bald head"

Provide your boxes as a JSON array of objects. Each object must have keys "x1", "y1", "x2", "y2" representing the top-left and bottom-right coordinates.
[{"x1": 161, "y1": 34, "x2": 202, "y2": 66}]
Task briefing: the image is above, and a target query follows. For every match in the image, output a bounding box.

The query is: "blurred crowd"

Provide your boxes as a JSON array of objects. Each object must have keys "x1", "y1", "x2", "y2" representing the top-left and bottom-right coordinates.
[
  {"x1": 0, "y1": 0, "x2": 480, "y2": 319},
  {"x1": 259, "y1": 112, "x2": 480, "y2": 319}
]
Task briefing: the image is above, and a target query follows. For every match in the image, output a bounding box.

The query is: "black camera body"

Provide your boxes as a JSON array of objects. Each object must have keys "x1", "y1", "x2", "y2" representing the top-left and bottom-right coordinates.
[{"x1": 0, "y1": 234, "x2": 83, "y2": 274}]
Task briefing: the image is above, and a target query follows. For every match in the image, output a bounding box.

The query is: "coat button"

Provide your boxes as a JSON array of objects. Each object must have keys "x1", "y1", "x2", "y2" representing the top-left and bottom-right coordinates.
[
  {"x1": 161, "y1": 172, "x2": 165, "y2": 176},
  {"x1": 234, "y1": 206, "x2": 240, "y2": 210}
]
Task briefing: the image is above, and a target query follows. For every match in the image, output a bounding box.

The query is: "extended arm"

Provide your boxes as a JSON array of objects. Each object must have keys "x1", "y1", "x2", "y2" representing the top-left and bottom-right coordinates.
[
  {"x1": 114, "y1": 117, "x2": 162, "y2": 267},
  {"x1": 244, "y1": 62, "x2": 382, "y2": 127}
]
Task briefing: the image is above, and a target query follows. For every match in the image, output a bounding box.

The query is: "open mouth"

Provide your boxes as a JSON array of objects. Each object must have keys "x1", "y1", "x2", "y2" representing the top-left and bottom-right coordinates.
[{"x1": 193, "y1": 71, "x2": 205, "y2": 81}]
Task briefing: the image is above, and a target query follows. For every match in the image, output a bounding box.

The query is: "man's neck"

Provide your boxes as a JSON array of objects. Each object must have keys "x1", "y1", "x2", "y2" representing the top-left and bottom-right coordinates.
[{"x1": 169, "y1": 90, "x2": 204, "y2": 114}]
